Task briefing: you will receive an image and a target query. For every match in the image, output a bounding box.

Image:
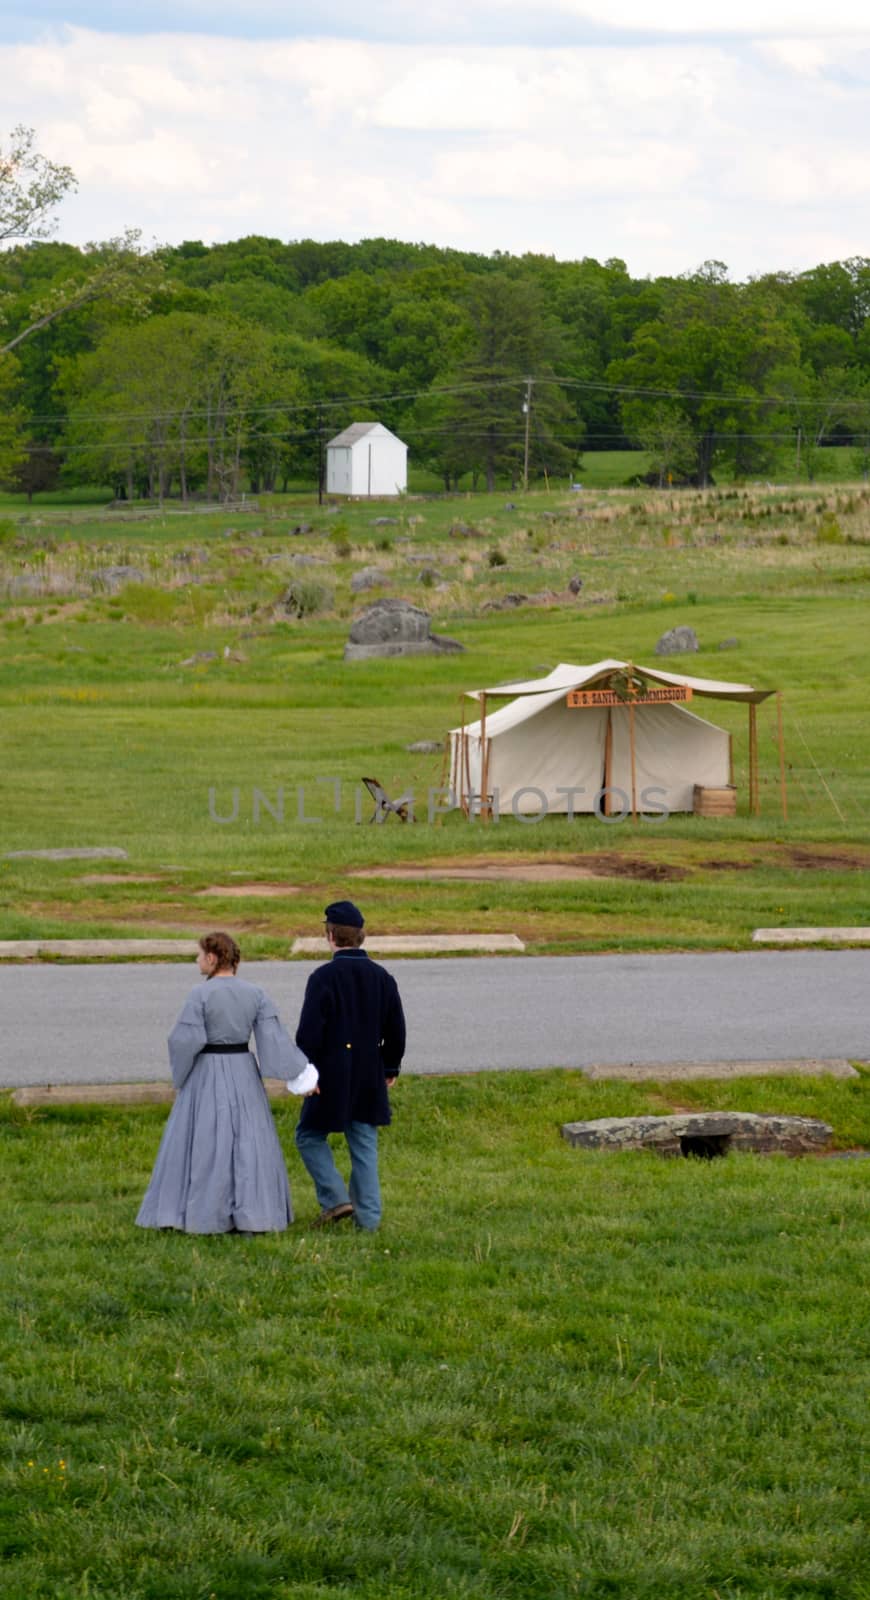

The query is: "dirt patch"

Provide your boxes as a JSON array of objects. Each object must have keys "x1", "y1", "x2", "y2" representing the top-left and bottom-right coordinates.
[
  {"x1": 782, "y1": 846, "x2": 870, "y2": 872},
  {"x1": 351, "y1": 853, "x2": 687, "y2": 884},
  {"x1": 78, "y1": 874, "x2": 165, "y2": 884},
  {"x1": 196, "y1": 884, "x2": 301, "y2": 898}
]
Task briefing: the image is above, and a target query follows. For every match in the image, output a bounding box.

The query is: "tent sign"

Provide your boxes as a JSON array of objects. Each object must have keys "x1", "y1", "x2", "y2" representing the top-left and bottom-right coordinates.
[{"x1": 567, "y1": 685, "x2": 693, "y2": 709}]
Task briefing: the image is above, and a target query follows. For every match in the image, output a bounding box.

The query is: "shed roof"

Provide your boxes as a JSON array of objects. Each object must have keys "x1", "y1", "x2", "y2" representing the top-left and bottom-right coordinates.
[{"x1": 327, "y1": 420, "x2": 406, "y2": 448}]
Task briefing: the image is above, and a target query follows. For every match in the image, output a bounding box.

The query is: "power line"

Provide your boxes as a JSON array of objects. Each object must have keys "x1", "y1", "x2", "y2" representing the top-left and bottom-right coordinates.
[{"x1": 16, "y1": 371, "x2": 870, "y2": 435}]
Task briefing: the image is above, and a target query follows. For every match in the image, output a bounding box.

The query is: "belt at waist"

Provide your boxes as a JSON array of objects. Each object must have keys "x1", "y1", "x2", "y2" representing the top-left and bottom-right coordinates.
[{"x1": 199, "y1": 1042, "x2": 251, "y2": 1054}]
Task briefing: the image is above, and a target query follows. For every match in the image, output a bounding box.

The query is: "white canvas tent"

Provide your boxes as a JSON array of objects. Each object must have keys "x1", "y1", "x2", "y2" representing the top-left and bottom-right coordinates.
[{"x1": 448, "y1": 659, "x2": 780, "y2": 818}]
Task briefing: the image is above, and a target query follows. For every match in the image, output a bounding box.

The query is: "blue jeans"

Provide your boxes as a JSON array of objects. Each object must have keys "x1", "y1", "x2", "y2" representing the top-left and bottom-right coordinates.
[{"x1": 294, "y1": 1120, "x2": 381, "y2": 1230}]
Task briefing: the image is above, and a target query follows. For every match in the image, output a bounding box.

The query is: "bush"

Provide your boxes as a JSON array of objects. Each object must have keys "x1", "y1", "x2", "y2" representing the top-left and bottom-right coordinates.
[
  {"x1": 280, "y1": 579, "x2": 333, "y2": 618},
  {"x1": 329, "y1": 521, "x2": 352, "y2": 560},
  {"x1": 488, "y1": 546, "x2": 507, "y2": 567},
  {"x1": 817, "y1": 513, "x2": 844, "y2": 544}
]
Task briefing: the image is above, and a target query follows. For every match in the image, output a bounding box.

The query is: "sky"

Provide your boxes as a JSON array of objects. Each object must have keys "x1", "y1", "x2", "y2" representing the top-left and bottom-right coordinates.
[{"x1": 3, "y1": 1, "x2": 870, "y2": 279}]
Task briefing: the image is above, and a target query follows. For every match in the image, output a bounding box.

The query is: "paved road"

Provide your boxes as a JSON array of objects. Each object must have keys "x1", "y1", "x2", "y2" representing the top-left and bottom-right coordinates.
[{"x1": 0, "y1": 951, "x2": 866, "y2": 1087}]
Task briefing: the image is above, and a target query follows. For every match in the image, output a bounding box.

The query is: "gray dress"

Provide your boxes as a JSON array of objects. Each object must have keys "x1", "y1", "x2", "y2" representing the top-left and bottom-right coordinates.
[{"x1": 136, "y1": 976, "x2": 308, "y2": 1234}]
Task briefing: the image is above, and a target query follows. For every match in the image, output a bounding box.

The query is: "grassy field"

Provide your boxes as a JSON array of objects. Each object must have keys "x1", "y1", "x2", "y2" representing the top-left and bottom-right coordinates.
[
  {"x1": 2, "y1": 479, "x2": 868, "y2": 1599},
  {"x1": 2, "y1": 1069, "x2": 869, "y2": 1600},
  {"x1": 1, "y1": 479, "x2": 869, "y2": 952}
]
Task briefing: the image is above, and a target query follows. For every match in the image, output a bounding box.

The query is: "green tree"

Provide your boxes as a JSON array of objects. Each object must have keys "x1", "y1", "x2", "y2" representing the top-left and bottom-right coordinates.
[
  {"x1": 0, "y1": 125, "x2": 76, "y2": 245},
  {"x1": 0, "y1": 352, "x2": 26, "y2": 485},
  {"x1": 611, "y1": 265, "x2": 800, "y2": 485},
  {"x1": 421, "y1": 274, "x2": 578, "y2": 491},
  {"x1": 631, "y1": 403, "x2": 698, "y2": 486}
]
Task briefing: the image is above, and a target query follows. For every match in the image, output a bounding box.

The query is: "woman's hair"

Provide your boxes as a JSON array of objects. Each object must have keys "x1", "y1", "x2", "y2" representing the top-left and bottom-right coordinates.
[
  {"x1": 199, "y1": 931, "x2": 241, "y2": 973},
  {"x1": 326, "y1": 921, "x2": 365, "y2": 949}
]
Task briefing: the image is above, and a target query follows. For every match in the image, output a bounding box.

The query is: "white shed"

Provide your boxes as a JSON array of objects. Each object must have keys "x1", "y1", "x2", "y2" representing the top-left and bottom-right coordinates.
[{"x1": 326, "y1": 421, "x2": 408, "y2": 497}]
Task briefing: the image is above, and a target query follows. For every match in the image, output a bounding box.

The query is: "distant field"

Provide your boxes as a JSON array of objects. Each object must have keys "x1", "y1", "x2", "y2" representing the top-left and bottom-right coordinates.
[
  {"x1": 1, "y1": 448, "x2": 864, "y2": 509},
  {"x1": 1, "y1": 480, "x2": 869, "y2": 953}
]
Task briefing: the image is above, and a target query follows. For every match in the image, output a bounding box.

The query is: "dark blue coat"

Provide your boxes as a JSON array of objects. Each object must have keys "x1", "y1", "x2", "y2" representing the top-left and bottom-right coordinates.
[{"x1": 295, "y1": 949, "x2": 406, "y2": 1132}]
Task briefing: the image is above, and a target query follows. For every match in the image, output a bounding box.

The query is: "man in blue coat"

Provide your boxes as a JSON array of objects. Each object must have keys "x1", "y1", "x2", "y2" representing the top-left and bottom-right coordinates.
[{"x1": 294, "y1": 900, "x2": 406, "y2": 1230}]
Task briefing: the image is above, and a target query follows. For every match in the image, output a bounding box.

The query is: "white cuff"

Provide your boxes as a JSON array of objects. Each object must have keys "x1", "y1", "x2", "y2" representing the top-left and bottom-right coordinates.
[{"x1": 286, "y1": 1062, "x2": 319, "y2": 1096}]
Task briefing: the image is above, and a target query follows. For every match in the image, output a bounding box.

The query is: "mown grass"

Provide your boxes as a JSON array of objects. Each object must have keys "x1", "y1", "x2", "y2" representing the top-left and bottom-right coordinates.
[
  {"x1": 1, "y1": 1069, "x2": 868, "y2": 1599},
  {"x1": 1, "y1": 482, "x2": 869, "y2": 951}
]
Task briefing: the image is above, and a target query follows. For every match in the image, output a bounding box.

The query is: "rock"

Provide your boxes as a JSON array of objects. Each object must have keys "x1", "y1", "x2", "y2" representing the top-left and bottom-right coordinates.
[
  {"x1": 655, "y1": 625, "x2": 699, "y2": 656},
  {"x1": 223, "y1": 646, "x2": 247, "y2": 662},
  {"x1": 371, "y1": 517, "x2": 398, "y2": 526},
  {"x1": 181, "y1": 651, "x2": 218, "y2": 665},
  {"x1": 290, "y1": 554, "x2": 327, "y2": 567},
  {"x1": 561, "y1": 1111, "x2": 832, "y2": 1157},
  {"x1": 92, "y1": 565, "x2": 146, "y2": 594},
  {"x1": 718, "y1": 637, "x2": 740, "y2": 650},
  {"x1": 504, "y1": 502, "x2": 518, "y2": 511},
  {"x1": 449, "y1": 522, "x2": 483, "y2": 538},
  {"x1": 568, "y1": 576, "x2": 584, "y2": 595},
  {"x1": 7, "y1": 573, "x2": 78, "y2": 598},
  {"x1": 290, "y1": 523, "x2": 312, "y2": 536},
  {"x1": 344, "y1": 598, "x2": 464, "y2": 661},
  {"x1": 482, "y1": 593, "x2": 529, "y2": 612},
  {"x1": 417, "y1": 567, "x2": 444, "y2": 585},
  {"x1": 249, "y1": 528, "x2": 263, "y2": 537},
  {"x1": 350, "y1": 567, "x2": 389, "y2": 593},
  {"x1": 406, "y1": 740, "x2": 443, "y2": 754},
  {"x1": 5, "y1": 847, "x2": 129, "y2": 861}
]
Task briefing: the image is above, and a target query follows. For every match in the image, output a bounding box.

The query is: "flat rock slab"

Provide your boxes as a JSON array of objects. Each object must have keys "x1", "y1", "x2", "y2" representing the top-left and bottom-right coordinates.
[
  {"x1": 562, "y1": 1111, "x2": 833, "y2": 1156},
  {"x1": 291, "y1": 934, "x2": 525, "y2": 955},
  {"x1": 583, "y1": 1058, "x2": 859, "y2": 1081},
  {"x1": 5, "y1": 847, "x2": 129, "y2": 862},
  {"x1": 754, "y1": 927, "x2": 870, "y2": 945},
  {"x1": 0, "y1": 939, "x2": 199, "y2": 959},
  {"x1": 11, "y1": 1079, "x2": 287, "y2": 1108},
  {"x1": 196, "y1": 883, "x2": 301, "y2": 898}
]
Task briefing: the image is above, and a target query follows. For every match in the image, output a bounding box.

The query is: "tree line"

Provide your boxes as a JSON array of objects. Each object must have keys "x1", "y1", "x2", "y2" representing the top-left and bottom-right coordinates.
[{"x1": 4, "y1": 130, "x2": 870, "y2": 498}]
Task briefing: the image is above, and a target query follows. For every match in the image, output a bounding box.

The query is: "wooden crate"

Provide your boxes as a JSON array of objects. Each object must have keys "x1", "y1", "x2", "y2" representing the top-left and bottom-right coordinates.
[{"x1": 693, "y1": 784, "x2": 737, "y2": 817}]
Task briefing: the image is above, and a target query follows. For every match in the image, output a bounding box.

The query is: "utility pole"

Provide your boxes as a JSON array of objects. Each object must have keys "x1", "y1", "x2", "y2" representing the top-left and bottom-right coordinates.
[{"x1": 522, "y1": 376, "x2": 533, "y2": 492}]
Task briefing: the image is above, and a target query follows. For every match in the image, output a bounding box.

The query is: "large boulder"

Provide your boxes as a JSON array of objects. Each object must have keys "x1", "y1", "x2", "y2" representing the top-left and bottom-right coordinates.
[
  {"x1": 344, "y1": 598, "x2": 464, "y2": 661},
  {"x1": 655, "y1": 625, "x2": 699, "y2": 656}
]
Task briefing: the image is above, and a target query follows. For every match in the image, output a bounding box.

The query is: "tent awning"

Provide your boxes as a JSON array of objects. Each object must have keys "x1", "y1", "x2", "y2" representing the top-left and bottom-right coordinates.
[{"x1": 462, "y1": 659, "x2": 775, "y2": 706}]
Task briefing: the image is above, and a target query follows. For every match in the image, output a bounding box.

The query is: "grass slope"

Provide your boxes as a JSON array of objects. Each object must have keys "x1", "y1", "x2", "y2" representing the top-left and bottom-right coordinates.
[
  {"x1": 1, "y1": 483, "x2": 869, "y2": 951},
  {"x1": 2, "y1": 1070, "x2": 869, "y2": 1600}
]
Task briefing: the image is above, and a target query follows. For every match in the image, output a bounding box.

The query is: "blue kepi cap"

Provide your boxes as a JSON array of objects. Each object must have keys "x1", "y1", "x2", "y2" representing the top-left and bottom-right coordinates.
[{"x1": 325, "y1": 900, "x2": 364, "y2": 928}]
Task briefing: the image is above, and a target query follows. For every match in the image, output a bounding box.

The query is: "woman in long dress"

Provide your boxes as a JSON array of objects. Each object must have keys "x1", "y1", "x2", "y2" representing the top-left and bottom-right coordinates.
[{"x1": 136, "y1": 931, "x2": 317, "y2": 1234}]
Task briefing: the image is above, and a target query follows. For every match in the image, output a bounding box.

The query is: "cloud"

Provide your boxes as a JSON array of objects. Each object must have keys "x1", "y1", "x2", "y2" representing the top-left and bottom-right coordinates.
[
  {"x1": 2, "y1": 23, "x2": 870, "y2": 279},
  {"x1": 5, "y1": 0, "x2": 870, "y2": 45},
  {"x1": 433, "y1": 140, "x2": 699, "y2": 201}
]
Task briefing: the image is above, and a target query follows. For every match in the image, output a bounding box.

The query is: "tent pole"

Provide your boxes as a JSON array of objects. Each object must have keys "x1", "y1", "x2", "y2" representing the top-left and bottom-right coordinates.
[
  {"x1": 458, "y1": 697, "x2": 468, "y2": 817},
  {"x1": 480, "y1": 693, "x2": 489, "y2": 822},
  {"x1": 749, "y1": 702, "x2": 759, "y2": 816},
  {"x1": 776, "y1": 691, "x2": 788, "y2": 821},
  {"x1": 603, "y1": 711, "x2": 613, "y2": 817},
  {"x1": 628, "y1": 701, "x2": 638, "y2": 823}
]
